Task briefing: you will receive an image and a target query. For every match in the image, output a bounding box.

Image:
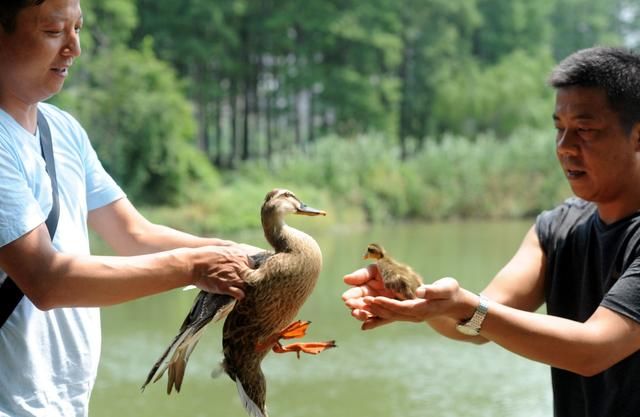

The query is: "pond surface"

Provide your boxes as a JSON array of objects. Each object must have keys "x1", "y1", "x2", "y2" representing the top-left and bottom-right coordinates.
[{"x1": 89, "y1": 220, "x2": 553, "y2": 417}]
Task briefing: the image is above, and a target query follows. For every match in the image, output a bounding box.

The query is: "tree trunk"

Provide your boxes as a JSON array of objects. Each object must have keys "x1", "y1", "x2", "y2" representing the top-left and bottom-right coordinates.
[{"x1": 398, "y1": 31, "x2": 412, "y2": 161}]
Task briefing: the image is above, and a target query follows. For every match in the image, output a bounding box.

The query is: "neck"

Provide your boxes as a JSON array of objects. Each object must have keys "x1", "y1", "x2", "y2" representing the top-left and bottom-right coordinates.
[
  {"x1": 595, "y1": 186, "x2": 640, "y2": 224},
  {"x1": 0, "y1": 95, "x2": 39, "y2": 133},
  {"x1": 597, "y1": 202, "x2": 640, "y2": 225},
  {"x1": 262, "y1": 215, "x2": 290, "y2": 252}
]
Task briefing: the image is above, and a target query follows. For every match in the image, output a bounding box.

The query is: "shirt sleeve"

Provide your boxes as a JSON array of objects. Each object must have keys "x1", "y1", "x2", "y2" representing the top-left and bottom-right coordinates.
[
  {"x1": 0, "y1": 142, "x2": 47, "y2": 247},
  {"x1": 75, "y1": 123, "x2": 125, "y2": 211},
  {"x1": 601, "y1": 257, "x2": 640, "y2": 323}
]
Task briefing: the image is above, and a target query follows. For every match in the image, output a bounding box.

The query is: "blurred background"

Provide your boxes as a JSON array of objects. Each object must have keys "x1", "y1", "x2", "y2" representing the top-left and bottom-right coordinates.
[
  {"x1": 53, "y1": 0, "x2": 639, "y2": 230},
  {"x1": 49, "y1": 0, "x2": 639, "y2": 415}
]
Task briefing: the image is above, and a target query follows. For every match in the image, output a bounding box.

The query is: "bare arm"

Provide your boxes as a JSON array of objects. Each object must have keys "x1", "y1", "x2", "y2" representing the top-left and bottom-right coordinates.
[
  {"x1": 346, "y1": 225, "x2": 640, "y2": 376},
  {"x1": 426, "y1": 225, "x2": 546, "y2": 342},
  {"x1": 88, "y1": 198, "x2": 258, "y2": 255},
  {"x1": 0, "y1": 198, "x2": 258, "y2": 310}
]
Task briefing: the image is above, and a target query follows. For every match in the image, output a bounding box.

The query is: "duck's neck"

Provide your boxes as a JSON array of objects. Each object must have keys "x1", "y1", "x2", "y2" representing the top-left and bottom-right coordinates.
[{"x1": 262, "y1": 215, "x2": 293, "y2": 253}]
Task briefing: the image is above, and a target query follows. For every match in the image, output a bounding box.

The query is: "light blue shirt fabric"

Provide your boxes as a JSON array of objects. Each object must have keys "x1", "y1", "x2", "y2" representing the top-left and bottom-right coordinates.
[{"x1": 0, "y1": 103, "x2": 125, "y2": 417}]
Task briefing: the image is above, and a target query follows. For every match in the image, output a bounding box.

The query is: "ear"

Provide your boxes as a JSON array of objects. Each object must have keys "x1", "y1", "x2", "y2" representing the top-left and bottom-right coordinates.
[{"x1": 632, "y1": 122, "x2": 640, "y2": 152}]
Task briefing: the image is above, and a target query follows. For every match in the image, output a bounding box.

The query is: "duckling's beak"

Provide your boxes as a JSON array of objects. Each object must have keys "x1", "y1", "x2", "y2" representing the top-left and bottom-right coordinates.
[{"x1": 296, "y1": 203, "x2": 327, "y2": 216}]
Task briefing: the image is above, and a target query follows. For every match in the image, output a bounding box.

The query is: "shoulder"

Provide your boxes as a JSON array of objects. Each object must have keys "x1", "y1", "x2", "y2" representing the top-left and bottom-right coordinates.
[
  {"x1": 38, "y1": 102, "x2": 87, "y2": 140},
  {"x1": 38, "y1": 102, "x2": 91, "y2": 154},
  {"x1": 537, "y1": 197, "x2": 594, "y2": 229},
  {"x1": 536, "y1": 197, "x2": 596, "y2": 252}
]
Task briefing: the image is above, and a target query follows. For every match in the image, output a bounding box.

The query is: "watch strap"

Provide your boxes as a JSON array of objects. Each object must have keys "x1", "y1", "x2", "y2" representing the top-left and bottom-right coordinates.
[{"x1": 457, "y1": 294, "x2": 489, "y2": 335}]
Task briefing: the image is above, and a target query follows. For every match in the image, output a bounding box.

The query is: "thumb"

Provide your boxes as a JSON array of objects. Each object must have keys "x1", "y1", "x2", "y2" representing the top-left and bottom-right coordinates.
[{"x1": 416, "y1": 277, "x2": 459, "y2": 300}]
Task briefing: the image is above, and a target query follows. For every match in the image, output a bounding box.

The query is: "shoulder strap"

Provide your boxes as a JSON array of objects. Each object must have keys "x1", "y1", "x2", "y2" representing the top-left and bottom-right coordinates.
[{"x1": 0, "y1": 109, "x2": 60, "y2": 328}]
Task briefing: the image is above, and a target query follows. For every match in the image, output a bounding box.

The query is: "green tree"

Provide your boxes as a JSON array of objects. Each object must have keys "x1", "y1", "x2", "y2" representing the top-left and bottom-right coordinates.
[
  {"x1": 550, "y1": 0, "x2": 624, "y2": 60},
  {"x1": 433, "y1": 48, "x2": 555, "y2": 137},
  {"x1": 55, "y1": 44, "x2": 218, "y2": 205},
  {"x1": 396, "y1": 0, "x2": 482, "y2": 157}
]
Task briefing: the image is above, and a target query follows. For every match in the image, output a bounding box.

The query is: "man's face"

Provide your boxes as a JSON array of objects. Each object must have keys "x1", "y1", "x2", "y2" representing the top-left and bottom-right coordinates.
[
  {"x1": 0, "y1": 0, "x2": 82, "y2": 109},
  {"x1": 553, "y1": 86, "x2": 640, "y2": 205}
]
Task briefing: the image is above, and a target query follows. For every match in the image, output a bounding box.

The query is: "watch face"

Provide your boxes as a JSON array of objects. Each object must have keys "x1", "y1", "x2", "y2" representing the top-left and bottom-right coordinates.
[{"x1": 456, "y1": 323, "x2": 479, "y2": 336}]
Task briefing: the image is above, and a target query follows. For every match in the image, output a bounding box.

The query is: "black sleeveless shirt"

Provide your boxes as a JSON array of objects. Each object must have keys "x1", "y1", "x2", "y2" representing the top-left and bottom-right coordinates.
[{"x1": 537, "y1": 197, "x2": 640, "y2": 417}]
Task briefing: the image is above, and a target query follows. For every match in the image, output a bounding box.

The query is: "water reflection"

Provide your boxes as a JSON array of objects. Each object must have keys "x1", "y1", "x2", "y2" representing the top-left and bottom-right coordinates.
[{"x1": 90, "y1": 220, "x2": 552, "y2": 417}]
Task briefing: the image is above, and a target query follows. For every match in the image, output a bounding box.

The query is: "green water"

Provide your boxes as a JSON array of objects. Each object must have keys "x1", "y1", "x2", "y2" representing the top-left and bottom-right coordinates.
[{"x1": 89, "y1": 220, "x2": 552, "y2": 417}]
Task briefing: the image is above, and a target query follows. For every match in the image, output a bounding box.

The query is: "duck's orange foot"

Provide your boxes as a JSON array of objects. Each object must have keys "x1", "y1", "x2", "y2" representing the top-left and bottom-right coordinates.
[
  {"x1": 279, "y1": 320, "x2": 311, "y2": 340},
  {"x1": 273, "y1": 340, "x2": 337, "y2": 359},
  {"x1": 255, "y1": 320, "x2": 336, "y2": 357}
]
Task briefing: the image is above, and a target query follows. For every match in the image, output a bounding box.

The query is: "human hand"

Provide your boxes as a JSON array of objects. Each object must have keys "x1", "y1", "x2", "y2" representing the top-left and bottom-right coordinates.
[
  {"x1": 343, "y1": 270, "x2": 466, "y2": 330},
  {"x1": 342, "y1": 264, "x2": 397, "y2": 329},
  {"x1": 359, "y1": 277, "x2": 469, "y2": 330},
  {"x1": 190, "y1": 245, "x2": 252, "y2": 300}
]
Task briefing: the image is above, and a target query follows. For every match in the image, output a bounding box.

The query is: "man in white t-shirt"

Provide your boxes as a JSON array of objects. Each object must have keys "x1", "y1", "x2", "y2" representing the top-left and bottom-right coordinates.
[{"x1": 0, "y1": 1, "x2": 258, "y2": 416}]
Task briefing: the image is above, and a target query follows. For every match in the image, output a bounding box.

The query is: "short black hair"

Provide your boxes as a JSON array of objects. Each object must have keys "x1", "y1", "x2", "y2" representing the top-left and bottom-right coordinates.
[
  {"x1": 549, "y1": 46, "x2": 640, "y2": 134},
  {"x1": 0, "y1": 0, "x2": 46, "y2": 33}
]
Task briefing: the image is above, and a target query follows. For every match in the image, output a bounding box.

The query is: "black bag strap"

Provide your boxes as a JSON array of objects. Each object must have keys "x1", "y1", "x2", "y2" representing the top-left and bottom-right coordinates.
[{"x1": 0, "y1": 109, "x2": 59, "y2": 328}]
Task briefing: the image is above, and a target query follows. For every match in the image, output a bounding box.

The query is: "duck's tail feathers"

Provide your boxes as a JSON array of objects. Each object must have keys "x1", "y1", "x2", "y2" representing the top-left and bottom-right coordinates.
[
  {"x1": 211, "y1": 361, "x2": 225, "y2": 379},
  {"x1": 236, "y1": 379, "x2": 268, "y2": 417},
  {"x1": 141, "y1": 293, "x2": 236, "y2": 393}
]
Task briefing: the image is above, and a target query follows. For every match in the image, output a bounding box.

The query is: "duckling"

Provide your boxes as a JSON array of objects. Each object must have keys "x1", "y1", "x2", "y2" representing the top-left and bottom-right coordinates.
[
  {"x1": 142, "y1": 189, "x2": 336, "y2": 417},
  {"x1": 363, "y1": 243, "x2": 423, "y2": 300}
]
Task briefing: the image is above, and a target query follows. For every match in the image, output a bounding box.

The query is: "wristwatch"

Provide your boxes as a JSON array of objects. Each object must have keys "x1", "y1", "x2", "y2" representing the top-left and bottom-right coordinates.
[{"x1": 456, "y1": 294, "x2": 489, "y2": 336}]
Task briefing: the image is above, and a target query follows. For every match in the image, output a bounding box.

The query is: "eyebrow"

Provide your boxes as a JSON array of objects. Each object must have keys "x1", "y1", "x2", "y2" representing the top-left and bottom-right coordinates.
[
  {"x1": 552, "y1": 112, "x2": 597, "y2": 122},
  {"x1": 42, "y1": 11, "x2": 83, "y2": 25}
]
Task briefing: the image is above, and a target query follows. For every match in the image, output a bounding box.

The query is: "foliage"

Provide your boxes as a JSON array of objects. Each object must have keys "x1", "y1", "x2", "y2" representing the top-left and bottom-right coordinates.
[
  {"x1": 47, "y1": 0, "x2": 631, "y2": 211},
  {"x1": 433, "y1": 48, "x2": 556, "y2": 137},
  {"x1": 141, "y1": 131, "x2": 571, "y2": 234},
  {"x1": 54, "y1": 42, "x2": 220, "y2": 205}
]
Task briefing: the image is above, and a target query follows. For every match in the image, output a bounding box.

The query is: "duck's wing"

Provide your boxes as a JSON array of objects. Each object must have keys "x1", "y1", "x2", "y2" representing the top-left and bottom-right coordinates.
[
  {"x1": 142, "y1": 291, "x2": 236, "y2": 393},
  {"x1": 379, "y1": 258, "x2": 424, "y2": 299},
  {"x1": 249, "y1": 250, "x2": 274, "y2": 269}
]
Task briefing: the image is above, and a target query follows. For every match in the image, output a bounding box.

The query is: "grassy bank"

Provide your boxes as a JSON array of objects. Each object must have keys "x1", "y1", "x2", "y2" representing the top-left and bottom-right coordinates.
[{"x1": 139, "y1": 128, "x2": 570, "y2": 235}]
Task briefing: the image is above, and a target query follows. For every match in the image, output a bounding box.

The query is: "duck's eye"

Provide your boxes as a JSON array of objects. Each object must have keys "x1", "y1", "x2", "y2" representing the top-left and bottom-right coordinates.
[{"x1": 367, "y1": 248, "x2": 375, "y2": 253}]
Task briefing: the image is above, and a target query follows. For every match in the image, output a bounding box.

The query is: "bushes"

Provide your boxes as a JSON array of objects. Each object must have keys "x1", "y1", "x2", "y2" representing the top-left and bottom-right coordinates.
[{"x1": 141, "y1": 129, "x2": 571, "y2": 234}]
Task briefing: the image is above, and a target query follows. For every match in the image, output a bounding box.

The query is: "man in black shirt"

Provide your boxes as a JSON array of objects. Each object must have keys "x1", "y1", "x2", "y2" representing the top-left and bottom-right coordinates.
[{"x1": 342, "y1": 46, "x2": 640, "y2": 417}]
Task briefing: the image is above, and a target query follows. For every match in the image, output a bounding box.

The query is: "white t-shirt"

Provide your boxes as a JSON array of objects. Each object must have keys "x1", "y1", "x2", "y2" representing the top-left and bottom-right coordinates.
[{"x1": 0, "y1": 103, "x2": 125, "y2": 417}]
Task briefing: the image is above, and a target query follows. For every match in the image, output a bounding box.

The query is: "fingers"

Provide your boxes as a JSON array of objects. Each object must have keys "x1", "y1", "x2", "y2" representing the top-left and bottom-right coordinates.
[
  {"x1": 218, "y1": 283, "x2": 245, "y2": 300},
  {"x1": 343, "y1": 267, "x2": 371, "y2": 286},
  {"x1": 192, "y1": 246, "x2": 252, "y2": 299},
  {"x1": 232, "y1": 243, "x2": 265, "y2": 257},
  {"x1": 343, "y1": 264, "x2": 381, "y2": 286},
  {"x1": 361, "y1": 316, "x2": 394, "y2": 331},
  {"x1": 342, "y1": 284, "x2": 380, "y2": 302},
  {"x1": 416, "y1": 277, "x2": 459, "y2": 300},
  {"x1": 363, "y1": 296, "x2": 430, "y2": 323}
]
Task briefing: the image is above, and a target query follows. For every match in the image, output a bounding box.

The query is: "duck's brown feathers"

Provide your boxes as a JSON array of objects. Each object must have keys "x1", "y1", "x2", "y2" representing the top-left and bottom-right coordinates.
[{"x1": 142, "y1": 189, "x2": 332, "y2": 417}]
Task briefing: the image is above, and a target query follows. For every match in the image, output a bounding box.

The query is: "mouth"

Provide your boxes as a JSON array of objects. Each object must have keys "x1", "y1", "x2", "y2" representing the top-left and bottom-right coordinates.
[
  {"x1": 295, "y1": 203, "x2": 327, "y2": 216},
  {"x1": 51, "y1": 64, "x2": 71, "y2": 77},
  {"x1": 566, "y1": 169, "x2": 586, "y2": 180}
]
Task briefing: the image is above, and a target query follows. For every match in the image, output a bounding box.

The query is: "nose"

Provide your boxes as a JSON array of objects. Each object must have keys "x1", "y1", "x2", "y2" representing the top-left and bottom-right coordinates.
[
  {"x1": 556, "y1": 128, "x2": 579, "y2": 157},
  {"x1": 62, "y1": 31, "x2": 81, "y2": 58}
]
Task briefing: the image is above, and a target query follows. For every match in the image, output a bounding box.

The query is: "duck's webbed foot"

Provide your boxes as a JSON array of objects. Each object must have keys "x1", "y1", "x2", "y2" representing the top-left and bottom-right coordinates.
[
  {"x1": 273, "y1": 340, "x2": 337, "y2": 358},
  {"x1": 255, "y1": 320, "x2": 336, "y2": 358}
]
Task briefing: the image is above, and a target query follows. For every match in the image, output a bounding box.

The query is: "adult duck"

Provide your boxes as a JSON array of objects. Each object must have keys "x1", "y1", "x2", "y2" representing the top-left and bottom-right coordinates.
[{"x1": 142, "y1": 189, "x2": 335, "y2": 417}]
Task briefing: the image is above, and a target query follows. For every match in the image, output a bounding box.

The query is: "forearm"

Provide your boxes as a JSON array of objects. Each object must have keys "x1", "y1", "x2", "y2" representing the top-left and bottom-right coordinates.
[
  {"x1": 88, "y1": 198, "x2": 238, "y2": 256},
  {"x1": 122, "y1": 222, "x2": 232, "y2": 255},
  {"x1": 480, "y1": 302, "x2": 606, "y2": 376},
  {"x1": 426, "y1": 316, "x2": 489, "y2": 344},
  {"x1": 30, "y1": 249, "x2": 193, "y2": 309}
]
